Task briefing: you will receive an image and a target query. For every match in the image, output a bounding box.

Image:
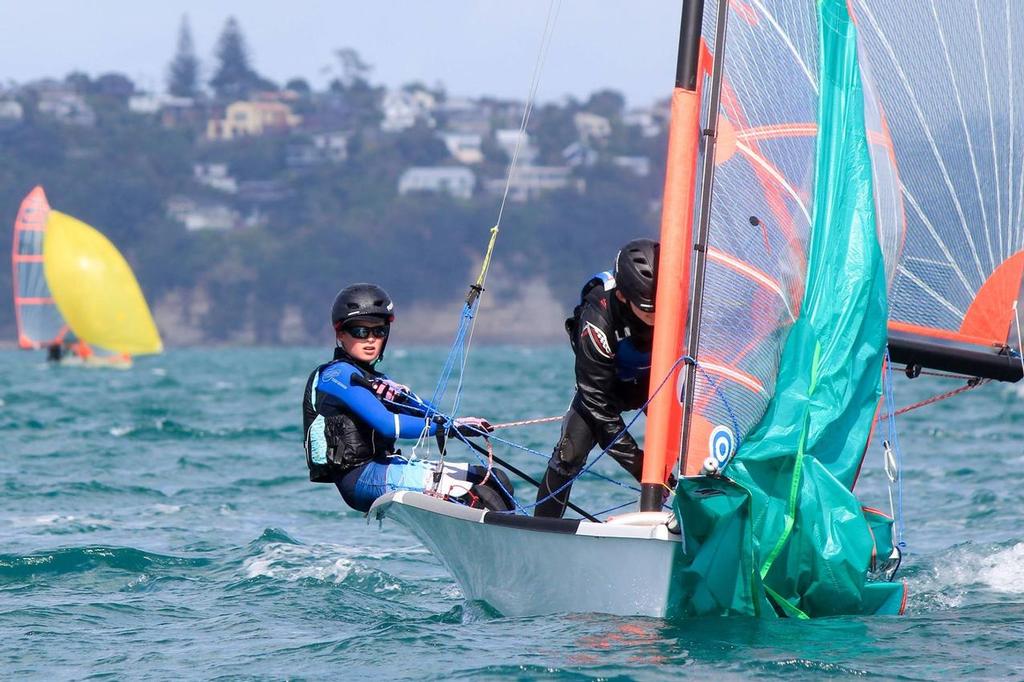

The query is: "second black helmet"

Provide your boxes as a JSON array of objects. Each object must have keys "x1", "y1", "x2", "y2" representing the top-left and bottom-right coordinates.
[
  {"x1": 331, "y1": 283, "x2": 395, "y2": 330},
  {"x1": 615, "y1": 238, "x2": 659, "y2": 313}
]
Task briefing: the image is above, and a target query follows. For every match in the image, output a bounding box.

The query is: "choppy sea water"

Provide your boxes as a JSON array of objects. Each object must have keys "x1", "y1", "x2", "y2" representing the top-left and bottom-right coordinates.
[{"x1": 2, "y1": 346, "x2": 1024, "y2": 679}]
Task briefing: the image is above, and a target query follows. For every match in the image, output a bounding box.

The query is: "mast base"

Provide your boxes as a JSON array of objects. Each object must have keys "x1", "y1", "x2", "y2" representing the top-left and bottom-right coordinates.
[{"x1": 639, "y1": 483, "x2": 665, "y2": 512}]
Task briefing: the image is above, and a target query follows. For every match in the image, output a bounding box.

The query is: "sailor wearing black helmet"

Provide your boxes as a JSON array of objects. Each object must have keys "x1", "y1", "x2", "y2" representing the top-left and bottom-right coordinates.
[
  {"x1": 302, "y1": 283, "x2": 515, "y2": 513},
  {"x1": 534, "y1": 239, "x2": 659, "y2": 518}
]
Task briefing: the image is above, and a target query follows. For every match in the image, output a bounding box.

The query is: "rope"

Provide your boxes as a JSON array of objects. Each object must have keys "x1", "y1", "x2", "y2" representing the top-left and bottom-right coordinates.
[
  {"x1": 876, "y1": 378, "x2": 989, "y2": 419},
  {"x1": 491, "y1": 415, "x2": 563, "y2": 430},
  {"x1": 517, "y1": 355, "x2": 690, "y2": 514}
]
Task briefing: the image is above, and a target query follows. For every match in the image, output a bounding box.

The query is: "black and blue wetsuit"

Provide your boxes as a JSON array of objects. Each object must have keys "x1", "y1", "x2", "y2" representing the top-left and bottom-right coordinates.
[
  {"x1": 303, "y1": 347, "x2": 513, "y2": 513},
  {"x1": 534, "y1": 273, "x2": 653, "y2": 518},
  {"x1": 303, "y1": 347, "x2": 443, "y2": 511}
]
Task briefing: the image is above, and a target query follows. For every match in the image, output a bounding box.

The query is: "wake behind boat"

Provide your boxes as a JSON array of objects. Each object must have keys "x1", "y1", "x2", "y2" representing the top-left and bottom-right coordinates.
[{"x1": 365, "y1": 0, "x2": 1024, "y2": 619}]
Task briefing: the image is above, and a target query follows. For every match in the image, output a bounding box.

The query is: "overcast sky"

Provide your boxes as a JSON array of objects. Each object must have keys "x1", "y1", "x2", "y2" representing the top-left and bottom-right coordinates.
[{"x1": 0, "y1": 2, "x2": 683, "y2": 106}]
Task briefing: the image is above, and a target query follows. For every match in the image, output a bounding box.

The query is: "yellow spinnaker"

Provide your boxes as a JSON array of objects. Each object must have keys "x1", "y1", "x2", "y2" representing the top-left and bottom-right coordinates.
[{"x1": 42, "y1": 211, "x2": 163, "y2": 355}]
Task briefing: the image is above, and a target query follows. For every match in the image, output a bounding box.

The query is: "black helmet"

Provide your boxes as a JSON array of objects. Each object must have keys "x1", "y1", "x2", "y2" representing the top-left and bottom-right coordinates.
[
  {"x1": 614, "y1": 238, "x2": 659, "y2": 313},
  {"x1": 331, "y1": 283, "x2": 395, "y2": 331}
]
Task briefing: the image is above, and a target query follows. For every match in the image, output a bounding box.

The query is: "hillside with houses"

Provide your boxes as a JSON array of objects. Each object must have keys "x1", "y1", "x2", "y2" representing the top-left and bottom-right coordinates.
[{"x1": 0, "y1": 17, "x2": 669, "y2": 345}]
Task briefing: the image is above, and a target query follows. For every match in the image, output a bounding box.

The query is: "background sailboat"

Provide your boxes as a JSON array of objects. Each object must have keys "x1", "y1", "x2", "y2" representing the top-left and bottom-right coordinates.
[{"x1": 10, "y1": 185, "x2": 163, "y2": 366}]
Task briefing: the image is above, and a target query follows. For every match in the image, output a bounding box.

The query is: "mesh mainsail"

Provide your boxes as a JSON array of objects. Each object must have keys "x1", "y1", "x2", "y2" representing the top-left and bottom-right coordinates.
[
  {"x1": 11, "y1": 186, "x2": 65, "y2": 349},
  {"x1": 853, "y1": 1, "x2": 1024, "y2": 347},
  {"x1": 683, "y1": 1, "x2": 903, "y2": 473}
]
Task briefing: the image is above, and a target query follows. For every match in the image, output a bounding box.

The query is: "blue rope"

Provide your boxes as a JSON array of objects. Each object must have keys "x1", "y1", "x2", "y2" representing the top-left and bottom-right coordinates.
[
  {"x1": 592, "y1": 500, "x2": 636, "y2": 517},
  {"x1": 426, "y1": 301, "x2": 477, "y2": 420},
  {"x1": 376, "y1": 350, "x2": 745, "y2": 516}
]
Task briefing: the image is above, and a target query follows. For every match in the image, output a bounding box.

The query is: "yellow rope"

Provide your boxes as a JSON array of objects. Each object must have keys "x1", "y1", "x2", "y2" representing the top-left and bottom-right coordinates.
[{"x1": 475, "y1": 225, "x2": 500, "y2": 290}]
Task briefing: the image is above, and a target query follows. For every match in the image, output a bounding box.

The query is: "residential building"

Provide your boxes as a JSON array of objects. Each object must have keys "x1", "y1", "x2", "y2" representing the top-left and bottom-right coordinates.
[
  {"x1": 194, "y1": 163, "x2": 238, "y2": 194},
  {"x1": 206, "y1": 100, "x2": 301, "y2": 141},
  {"x1": 612, "y1": 155, "x2": 652, "y2": 177},
  {"x1": 398, "y1": 166, "x2": 475, "y2": 200},
  {"x1": 562, "y1": 141, "x2": 598, "y2": 168},
  {"x1": 167, "y1": 196, "x2": 240, "y2": 231},
  {"x1": 439, "y1": 97, "x2": 491, "y2": 136},
  {"x1": 37, "y1": 91, "x2": 95, "y2": 127},
  {"x1": 574, "y1": 112, "x2": 612, "y2": 141},
  {"x1": 0, "y1": 100, "x2": 23, "y2": 125},
  {"x1": 624, "y1": 107, "x2": 662, "y2": 138},
  {"x1": 286, "y1": 131, "x2": 349, "y2": 168},
  {"x1": 441, "y1": 132, "x2": 484, "y2": 164},
  {"x1": 483, "y1": 166, "x2": 582, "y2": 202},
  {"x1": 494, "y1": 129, "x2": 538, "y2": 164},
  {"x1": 381, "y1": 88, "x2": 437, "y2": 133},
  {"x1": 128, "y1": 92, "x2": 194, "y2": 115}
]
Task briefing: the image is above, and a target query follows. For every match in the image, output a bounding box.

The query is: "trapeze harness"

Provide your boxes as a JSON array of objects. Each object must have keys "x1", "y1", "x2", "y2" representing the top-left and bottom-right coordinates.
[{"x1": 303, "y1": 348, "x2": 513, "y2": 512}]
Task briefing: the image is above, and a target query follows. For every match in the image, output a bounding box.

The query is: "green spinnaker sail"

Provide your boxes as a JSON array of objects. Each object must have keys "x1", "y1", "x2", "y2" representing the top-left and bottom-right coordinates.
[{"x1": 669, "y1": 0, "x2": 905, "y2": 618}]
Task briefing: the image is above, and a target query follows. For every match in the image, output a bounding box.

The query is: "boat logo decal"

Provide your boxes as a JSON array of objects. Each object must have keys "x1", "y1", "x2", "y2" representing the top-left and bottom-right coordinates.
[
  {"x1": 581, "y1": 322, "x2": 613, "y2": 359},
  {"x1": 708, "y1": 425, "x2": 736, "y2": 468}
]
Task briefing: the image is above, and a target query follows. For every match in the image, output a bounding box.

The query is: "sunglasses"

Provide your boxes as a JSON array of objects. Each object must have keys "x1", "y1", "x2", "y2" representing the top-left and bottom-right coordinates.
[{"x1": 345, "y1": 325, "x2": 389, "y2": 339}]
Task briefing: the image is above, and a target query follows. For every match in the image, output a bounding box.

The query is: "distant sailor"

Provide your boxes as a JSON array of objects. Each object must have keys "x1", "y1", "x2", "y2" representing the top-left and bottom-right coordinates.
[
  {"x1": 534, "y1": 239, "x2": 659, "y2": 518},
  {"x1": 302, "y1": 283, "x2": 515, "y2": 513}
]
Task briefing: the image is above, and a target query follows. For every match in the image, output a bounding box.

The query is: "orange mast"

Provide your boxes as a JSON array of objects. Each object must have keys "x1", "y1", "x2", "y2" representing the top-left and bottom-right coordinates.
[{"x1": 640, "y1": 1, "x2": 708, "y2": 511}]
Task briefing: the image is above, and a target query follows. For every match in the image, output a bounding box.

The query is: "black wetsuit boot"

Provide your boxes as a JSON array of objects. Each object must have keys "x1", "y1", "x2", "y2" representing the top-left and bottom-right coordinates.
[{"x1": 534, "y1": 467, "x2": 575, "y2": 518}]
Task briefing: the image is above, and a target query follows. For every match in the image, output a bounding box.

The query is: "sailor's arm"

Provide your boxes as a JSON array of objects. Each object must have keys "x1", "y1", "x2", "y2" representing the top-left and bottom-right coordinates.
[
  {"x1": 573, "y1": 309, "x2": 641, "y2": 456},
  {"x1": 318, "y1": 370, "x2": 436, "y2": 439}
]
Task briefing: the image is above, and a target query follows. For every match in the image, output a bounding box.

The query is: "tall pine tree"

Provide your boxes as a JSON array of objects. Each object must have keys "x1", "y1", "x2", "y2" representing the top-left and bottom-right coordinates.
[
  {"x1": 209, "y1": 17, "x2": 261, "y2": 100},
  {"x1": 167, "y1": 15, "x2": 199, "y2": 98}
]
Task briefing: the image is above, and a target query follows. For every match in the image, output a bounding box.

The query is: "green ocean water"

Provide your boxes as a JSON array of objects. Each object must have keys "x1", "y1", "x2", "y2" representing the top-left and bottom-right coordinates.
[{"x1": 2, "y1": 346, "x2": 1024, "y2": 679}]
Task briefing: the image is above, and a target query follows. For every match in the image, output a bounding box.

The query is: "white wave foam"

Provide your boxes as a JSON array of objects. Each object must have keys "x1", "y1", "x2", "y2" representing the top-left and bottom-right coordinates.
[
  {"x1": 977, "y1": 543, "x2": 1024, "y2": 593},
  {"x1": 912, "y1": 542, "x2": 1024, "y2": 608},
  {"x1": 109, "y1": 425, "x2": 133, "y2": 437},
  {"x1": 151, "y1": 504, "x2": 182, "y2": 515},
  {"x1": 243, "y1": 542, "x2": 355, "y2": 583}
]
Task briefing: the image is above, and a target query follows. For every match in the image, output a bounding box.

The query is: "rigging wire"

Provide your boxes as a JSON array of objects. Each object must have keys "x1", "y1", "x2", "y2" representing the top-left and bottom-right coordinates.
[{"x1": 426, "y1": 0, "x2": 563, "y2": 426}]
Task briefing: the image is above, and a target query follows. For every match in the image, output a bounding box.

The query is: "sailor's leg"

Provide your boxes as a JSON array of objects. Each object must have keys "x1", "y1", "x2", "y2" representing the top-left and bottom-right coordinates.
[
  {"x1": 535, "y1": 399, "x2": 598, "y2": 518},
  {"x1": 334, "y1": 461, "x2": 386, "y2": 512}
]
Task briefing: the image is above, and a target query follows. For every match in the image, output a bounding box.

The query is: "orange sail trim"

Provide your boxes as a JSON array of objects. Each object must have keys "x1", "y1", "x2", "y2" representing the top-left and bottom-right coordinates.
[
  {"x1": 887, "y1": 321, "x2": 1002, "y2": 348},
  {"x1": 959, "y1": 250, "x2": 1024, "y2": 345},
  {"x1": 888, "y1": 250, "x2": 1024, "y2": 350},
  {"x1": 11, "y1": 186, "x2": 56, "y2": 350}
]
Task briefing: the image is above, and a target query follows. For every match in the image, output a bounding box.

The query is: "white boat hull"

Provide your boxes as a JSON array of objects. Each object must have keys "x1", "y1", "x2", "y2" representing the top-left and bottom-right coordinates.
[{"x1": 369, "y1": 492, "x2": 683, "y2": 617}]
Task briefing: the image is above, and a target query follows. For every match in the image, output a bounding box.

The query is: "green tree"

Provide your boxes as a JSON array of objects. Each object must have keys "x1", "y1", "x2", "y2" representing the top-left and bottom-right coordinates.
[
  {"x1": 209, "y1": 17, "x2": 262, "y2": 100},
  {"x1": 167, "y1": 15, "x2": 200, "y2": 98}
]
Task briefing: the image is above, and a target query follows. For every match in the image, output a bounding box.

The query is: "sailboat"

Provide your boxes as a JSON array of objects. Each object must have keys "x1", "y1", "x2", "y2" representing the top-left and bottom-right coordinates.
[
  {"x1": 369, "y1": 0, "x2": 1024, "y2": 618},
  {"x1": 11, "y1": 186, "x2": 163, "y2": 367}
]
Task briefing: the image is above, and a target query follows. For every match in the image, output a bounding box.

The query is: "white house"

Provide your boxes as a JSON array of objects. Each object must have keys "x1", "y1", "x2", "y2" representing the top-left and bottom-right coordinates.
[
  {"x1": 441, "y1": 132, "x2": 484, "y2": 164},
  {"x1": 128, "y1": 93, "x2": 194, "y2": 115},
  {"x1": 37, "y1": 91, "x2": 95, "y2": 127},
  {"x1": 612, "y1": 155, "x2": 652, "y2": 177},
  {"x1": 381, "y1": 89, "x2": 437, "y2": 133},
  {"x1": 398, "y1": 166, "x2": 475, "y2": 200},
  {"x1": 623, "y1": 107, "x2": 663, "y2": 138},
  {"x1": 574, "y1": 112, "x2": 612, "y2": 141},
  {"x1": 167, "y1": 196, "x2": 240, "y2": 231},
  {"x1": 194, "y1": 163, "x2": 238, "y2": 194},
  {"x1": 494, "y1": 129, "x2": 538, "y2": 164},
  {"x1": 0, "y1": 100, "x2": 23, "y2": 124},
  {"x1": 483, "y1": 166, "x2": 582, "y2": 202}
]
